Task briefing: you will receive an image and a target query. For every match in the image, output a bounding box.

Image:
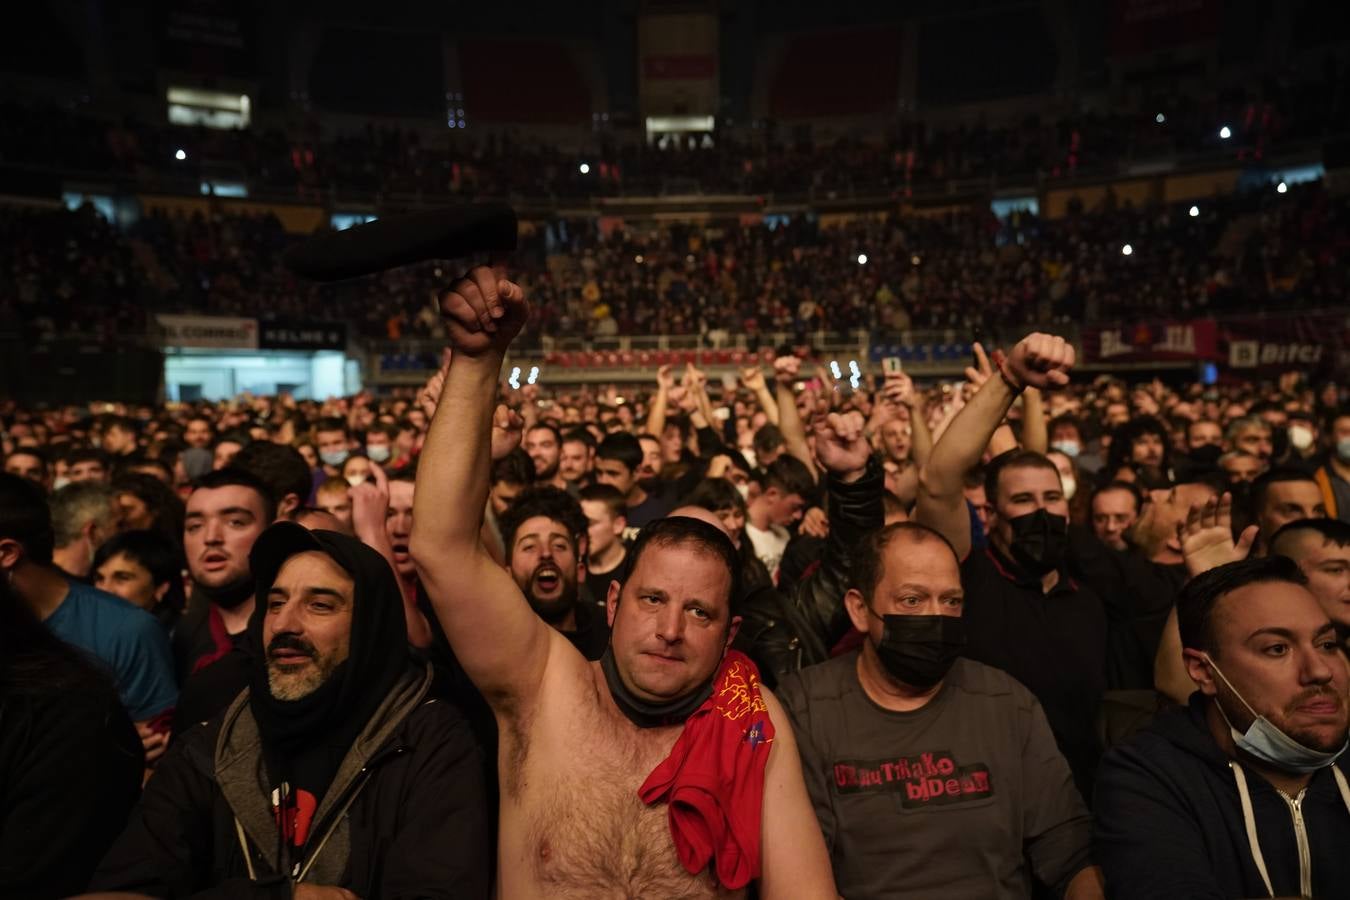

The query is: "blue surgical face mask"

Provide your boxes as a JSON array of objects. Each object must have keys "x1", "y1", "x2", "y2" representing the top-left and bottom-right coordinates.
[
  {"x1": 1051, "y1": 439, "x2": 1080, "y2": 459},
  {"x1": 366, "y1": 444, "x2": 391, "y2": 463},
  {"x1": 1338, "y1": 437, "x2": 1350, "y2": 463},
  {"x1": 319, "y1": 449, "x2": 349, "y2": 467},
  {"x1": 1205, "y1": 655, "x2": 1348, "y2": 773}
]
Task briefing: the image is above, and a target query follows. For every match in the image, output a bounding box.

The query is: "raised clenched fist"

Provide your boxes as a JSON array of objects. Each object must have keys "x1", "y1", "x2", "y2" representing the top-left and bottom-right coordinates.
[
  {"x1": 773, "y1": 355, "x2": 801, "y2": 388},
  {"x1": 439, "y1": 265, "x2": 529, "y2": 357},
  {"x1": 813, "y1": 411, "x2": 870, "y2": 481},
  {"x1": 740, "y1": 366, "x2": 768, "y2": 393},
  {"x1": 1005, "y1": 333, "x2": 1075, "y2": 390}
]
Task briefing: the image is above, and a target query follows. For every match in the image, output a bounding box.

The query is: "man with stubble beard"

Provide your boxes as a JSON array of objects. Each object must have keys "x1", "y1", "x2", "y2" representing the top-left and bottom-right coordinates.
[
  {"x1": 524, "y1": 424, "x2": 568, "y2": 491},
  {"x1": 412, "y1": 267, "x2": 835, "y2": 899}
]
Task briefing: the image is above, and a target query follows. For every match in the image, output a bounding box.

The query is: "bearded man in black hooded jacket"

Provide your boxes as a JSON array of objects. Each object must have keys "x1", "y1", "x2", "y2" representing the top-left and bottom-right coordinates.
[{"x1": 88, "y1": 522, "x2": 491, "y2": 899}]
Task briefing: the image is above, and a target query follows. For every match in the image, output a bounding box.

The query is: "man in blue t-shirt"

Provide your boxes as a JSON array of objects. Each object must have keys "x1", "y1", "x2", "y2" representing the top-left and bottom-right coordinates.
[
  {"x1": 44, "y1": 579, "x2": 178, "y2": 722},
  {"x1": 1, "y1": 474, "x2": 177, "y2": 740}
]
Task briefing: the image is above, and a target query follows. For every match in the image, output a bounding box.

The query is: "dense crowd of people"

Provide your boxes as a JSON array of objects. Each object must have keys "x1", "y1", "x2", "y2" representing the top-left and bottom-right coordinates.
[
  {"x1": 4, "y1": 262, "x2": 1350, "y2": 896},
  {"x1": 2, "y1": 178, "x2": 1345, "y2": 344}
]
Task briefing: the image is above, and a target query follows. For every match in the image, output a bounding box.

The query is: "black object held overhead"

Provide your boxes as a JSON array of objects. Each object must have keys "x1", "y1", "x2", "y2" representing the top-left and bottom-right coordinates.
[{"x1": 283, "y1": 204, "x2": 518, "y2": 281}]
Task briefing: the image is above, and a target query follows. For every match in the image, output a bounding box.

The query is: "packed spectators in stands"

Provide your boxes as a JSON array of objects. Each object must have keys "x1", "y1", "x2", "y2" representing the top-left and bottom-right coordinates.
[
  {"x1": 4, "y1": 260, "x2": 1350, "y2": 894},
  {"x1": 1, "y1": 178, "x2": 1345, "y2": 345}
]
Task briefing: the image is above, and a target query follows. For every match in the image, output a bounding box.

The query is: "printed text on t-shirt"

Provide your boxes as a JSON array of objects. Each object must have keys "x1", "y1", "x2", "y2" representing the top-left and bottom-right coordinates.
[{"x1": 833, "y1": 751, "x2": 994, "y2": 808}]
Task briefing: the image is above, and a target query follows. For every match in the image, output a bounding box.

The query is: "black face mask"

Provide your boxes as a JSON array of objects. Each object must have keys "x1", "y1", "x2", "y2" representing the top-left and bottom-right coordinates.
[
  {"x1": 871, "y1": 613, "x2": 966, "y2": 688},
  {"x1": 1270, "y1": 427, "x2": 1290, "y2": 461},
  {"x1": 1189, "y1": 444, "x2": 1223, "y2": 467},
  {"x1": 1006, "y1": 509, "x2": 1069, "y2": 577}
]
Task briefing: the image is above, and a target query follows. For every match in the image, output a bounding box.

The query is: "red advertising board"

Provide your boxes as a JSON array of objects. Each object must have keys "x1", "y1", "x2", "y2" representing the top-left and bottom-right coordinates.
[
  {"x1": 1083, "y1": 313, "x2": 1349, "y2": 374},
  {"x1": 1082, "y1": 319, "x2": 1219, "y2": 364}
]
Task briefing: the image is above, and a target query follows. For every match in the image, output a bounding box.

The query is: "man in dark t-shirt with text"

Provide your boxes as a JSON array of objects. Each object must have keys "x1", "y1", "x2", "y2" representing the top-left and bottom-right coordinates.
[{"x1": 779, "y1": 523, "x2": 1102, "y2": 900}]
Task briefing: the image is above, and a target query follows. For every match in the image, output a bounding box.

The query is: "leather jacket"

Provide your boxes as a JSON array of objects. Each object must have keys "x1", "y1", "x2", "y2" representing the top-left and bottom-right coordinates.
[{"x1": 734, "y1": 459, "x2": 883, "y2": 687}]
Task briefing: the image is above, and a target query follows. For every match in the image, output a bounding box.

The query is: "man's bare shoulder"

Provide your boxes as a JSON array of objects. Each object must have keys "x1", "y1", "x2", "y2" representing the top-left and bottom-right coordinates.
[{"x1": 758, "y1": 685, "x2": 793, "y2": 739}]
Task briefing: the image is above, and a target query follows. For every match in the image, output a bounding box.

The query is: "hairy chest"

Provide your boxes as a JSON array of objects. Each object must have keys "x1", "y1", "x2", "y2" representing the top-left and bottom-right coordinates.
[{"x1": 503, "y1": 704, "x2": 742, "y2": 900}]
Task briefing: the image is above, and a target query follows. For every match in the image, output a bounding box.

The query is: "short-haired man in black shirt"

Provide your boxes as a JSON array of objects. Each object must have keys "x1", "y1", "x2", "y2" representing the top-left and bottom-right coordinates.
[
  {"x1": 865, "y1": 334, "x2": 1119, "y2": 799},
  {"x1": 962, "y1": 453, "x2": 1110, "y2": 799},
  {"x1": 595, "y1": 432, "x2": 671, "y2": 532},
  {"x1": 100, "y1": 415, "x2": 140, "y2": 459},
  {"x1": 578, "y1": 482, "x2": 628, "y2": 605},
  {"x1": 779, "y1": 522, "x2": 1102, "y2": 900},
  {"x1": 559, "y1": 427, "x2": 596, "y2": 489}
]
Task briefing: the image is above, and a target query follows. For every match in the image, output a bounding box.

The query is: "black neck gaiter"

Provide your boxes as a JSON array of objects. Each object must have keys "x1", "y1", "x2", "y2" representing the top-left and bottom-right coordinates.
[
  {"x1": 195, "y1": 576, "x2": 254, "y2": 611},
  {"x1": 601, "y1": 645, "x2": 715, "y2": 729}
]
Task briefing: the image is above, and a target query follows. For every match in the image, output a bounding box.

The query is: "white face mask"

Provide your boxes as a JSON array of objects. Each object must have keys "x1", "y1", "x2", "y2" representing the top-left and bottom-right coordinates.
[
  {"x1": 735, "y1": 482, "x2": 751, "y2": 501},
  {"x1": 1288, "y1": 424, "x2": 1314, "y2": 452},
  {"x1": 366, "y1": 444, "x2": 392, "y2": 463},
  {"x1": 1206, "y1": 654, "x2": 1348, "y2": 773},
  {"x1": 1051, "y1": 440, "x2": 1081, "y2": 459},
  {"x1": 52, "y1": 476, "x2": 71, "y2": 492},
  {"x1": 1061, "y1": 475, "x2": 1077, "y2": 501}
]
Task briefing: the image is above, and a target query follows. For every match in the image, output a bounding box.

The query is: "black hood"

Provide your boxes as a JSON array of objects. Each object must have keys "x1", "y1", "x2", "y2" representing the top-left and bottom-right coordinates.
[{"x1": 245, "y1": 522, "x2": 409, "y2": 759}]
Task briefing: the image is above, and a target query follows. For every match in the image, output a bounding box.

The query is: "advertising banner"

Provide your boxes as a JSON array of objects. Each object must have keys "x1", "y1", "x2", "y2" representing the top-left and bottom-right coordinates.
[
  {"x1": 1221, "y1": 313, "x2": 1350, "y2": 374},
  {"x1": 258, "y1": 321, "x2": 347, "y2": 352},
  {"x1": 1082, "y1": 319, "x2": 1218, "y2": 364},
  {"x1": 155, "y1": 314, "x2": 258, "y2": 349}
]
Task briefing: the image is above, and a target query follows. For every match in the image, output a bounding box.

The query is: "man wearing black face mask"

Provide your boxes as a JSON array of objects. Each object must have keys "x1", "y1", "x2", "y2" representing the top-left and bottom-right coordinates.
[
  {"x1": 1185, "y1": 419, "x2": 1224, "y2": 467},
  {"x1": 961, "y1": 450, "x2": 1110, "y2": 799},
  {"x1": 778, "y1": 523, "x2": 1103, "y2": 900}
]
